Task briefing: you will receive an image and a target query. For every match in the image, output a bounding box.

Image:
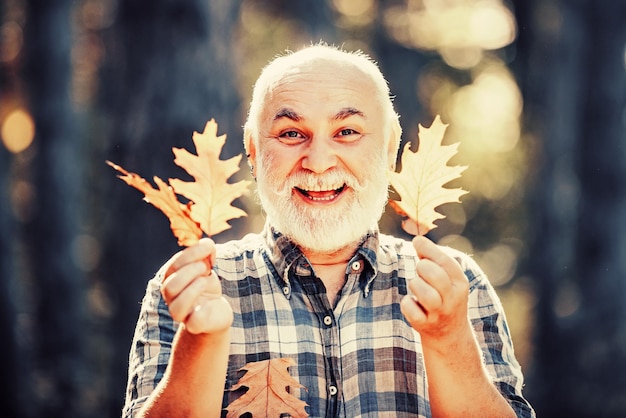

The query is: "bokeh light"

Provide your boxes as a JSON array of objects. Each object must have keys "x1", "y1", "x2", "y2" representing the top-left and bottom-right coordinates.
[
  {"x1": 10, "y1": 179, "x2": 37, "y2": 223},
  {"x1": 384, "y1": 0, "x2": 516, "y2": 69},
  {"x1": 1, "y1": 108, "x2": 35, "y2": 154},
  {"x1": 448, "y1": 65, "x2": 522, "y2": 153},
  {"x1": 332, "y1": 0, "x2": 373, "y2": 17},
  {"x1": 331, "y1": 0, "x2": 376, "y2": 27},
  {"x1": 0, "y1": 21, "x2": 23, "y2": 63},
  {"x1": 71, "y1": 234, "x2": 102, "y2": 272}
]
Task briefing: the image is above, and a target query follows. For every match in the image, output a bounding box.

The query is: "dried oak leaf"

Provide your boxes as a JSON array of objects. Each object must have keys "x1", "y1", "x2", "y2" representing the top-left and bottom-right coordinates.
[
  {"x1": 169, "y1": 119, "x2": 251, "y2": 238},
  {"x1": 107, "y1": 119, "x2": 250, "y2": 246},
  {"x1": 106, "y1": 161, "x2": 203, "y2": 246},
  {"x1": 226, "y1": 357, "x2": 308, "y2": 418},
  {"x1": 387, "y1": 115, "x2": 468, "y2": 236}
]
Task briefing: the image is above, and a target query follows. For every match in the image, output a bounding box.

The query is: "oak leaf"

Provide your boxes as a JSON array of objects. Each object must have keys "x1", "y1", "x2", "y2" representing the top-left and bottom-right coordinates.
[
  {"x1": 106, "y1": 161, "x2": 203, "y2": 246},
  {"x1": 226, "y1": 357, "x2": 308, "y2": 418},
  {"x1": 107, "y1": 119, "x2": 250, "y2": 246},
  {"x1": 387, "y1": 115, "x2": 468, "y2": 236},
  {"x1": 170, "y1": 120, "x2": 251, "y2": 238}
]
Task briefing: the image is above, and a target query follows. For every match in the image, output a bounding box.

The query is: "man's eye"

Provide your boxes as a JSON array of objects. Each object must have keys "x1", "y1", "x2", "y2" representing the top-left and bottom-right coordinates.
[
  {"x1": 338, "y1": 128, "x2": 360, "y2": 138},
  {"x1": 282, "y1": 131, "x2": 301, "y2": 138}
]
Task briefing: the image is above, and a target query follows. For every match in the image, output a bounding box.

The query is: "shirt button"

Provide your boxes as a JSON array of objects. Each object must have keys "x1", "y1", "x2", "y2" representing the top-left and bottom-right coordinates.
[
  {"x1": 329, "y1": 385, "x2": 338, "y2": 396},
  {"x1": 323, "y1": 315, "x2": 333, "y2": 326},
  {"x1": 282, "y1": 286, "x2": 290, "y2": 296},
  {"x1": 351, "y1": 261, "x2": 361, "y2": 271}
]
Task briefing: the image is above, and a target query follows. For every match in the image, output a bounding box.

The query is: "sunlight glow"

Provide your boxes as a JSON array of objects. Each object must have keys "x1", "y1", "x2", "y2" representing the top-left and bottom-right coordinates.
[
  {"x1": 448, "y1": 65, "x2": 522, "y2": 153},
  {"x1": 420, "y1": 62, "x2": 524, "y2": 201},
  {"x1": 384, "y1": 0, "x2": 516, "y2": 69}
]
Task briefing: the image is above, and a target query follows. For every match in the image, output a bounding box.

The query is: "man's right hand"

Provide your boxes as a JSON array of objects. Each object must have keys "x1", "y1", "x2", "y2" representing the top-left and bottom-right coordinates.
[
  {"x1": 161, "y1": 238, "x2": 233, "y2": 335},
  {"x1": 139, "y1": 238, "x2": 233, "y2": 417}
]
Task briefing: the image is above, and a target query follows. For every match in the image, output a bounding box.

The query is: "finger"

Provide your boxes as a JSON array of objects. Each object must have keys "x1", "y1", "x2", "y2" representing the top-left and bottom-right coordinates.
[
  {"x1": 400, "y1": 294, "x2": 427, "y2": 327},
  {"x1": 165, "y1": 270, "x2": 222, "y2": 320},
  {"x1": 165, "y1": 238, "x2": 216, "y2": 277},
  {"x1": 203, "y1": 270, "x2": 222, "y2": 294},
  {"x1": 407, "y1": 275, "x2": 442, "y2": 312},
  {"x1": 166, "y1": 275, "x2": 212, "y2": 322},
  {"x1": 413, "y1": 236, "x2": 465, "y2": 286},
  {"x1": 161, "y1": 260, "x2": 211, "y2": 302},
  {"x1": 415, "y1": 258, "x2": 453, "y2": 296},
  {"x1": 185, "y1": 296, "x2": 234, "y2": 335}
]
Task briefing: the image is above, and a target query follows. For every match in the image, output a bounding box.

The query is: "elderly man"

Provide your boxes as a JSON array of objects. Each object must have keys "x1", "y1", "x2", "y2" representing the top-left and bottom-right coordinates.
[{"x1": 123, "y1": 44, "x2": 534, "y2": 417}]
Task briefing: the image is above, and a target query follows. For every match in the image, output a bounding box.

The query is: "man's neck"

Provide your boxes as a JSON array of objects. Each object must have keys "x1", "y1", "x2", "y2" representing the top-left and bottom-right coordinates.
[
  {"x1": 301, "y1": 242, "x2": 360, "y2": 306},
  {"x1": 301, "y1": 241, "x2": 359, "y2": 266}
]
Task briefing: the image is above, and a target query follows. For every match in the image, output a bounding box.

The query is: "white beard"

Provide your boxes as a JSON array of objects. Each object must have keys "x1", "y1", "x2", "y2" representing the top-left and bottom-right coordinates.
[{"x1": 255, "y1": 151, "x2": 389, "y2": 253}]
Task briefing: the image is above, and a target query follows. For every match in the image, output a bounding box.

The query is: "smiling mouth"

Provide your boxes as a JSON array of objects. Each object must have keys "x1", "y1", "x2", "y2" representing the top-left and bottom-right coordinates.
[{"x1": 294, "y1": 184, "x2": 347, "y2": 202}]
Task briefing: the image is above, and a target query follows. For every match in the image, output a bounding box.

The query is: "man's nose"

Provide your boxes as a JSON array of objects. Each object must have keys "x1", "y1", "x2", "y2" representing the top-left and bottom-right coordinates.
[{"x1": 301, "y1": 136, "x2": 338, "y2": 173}]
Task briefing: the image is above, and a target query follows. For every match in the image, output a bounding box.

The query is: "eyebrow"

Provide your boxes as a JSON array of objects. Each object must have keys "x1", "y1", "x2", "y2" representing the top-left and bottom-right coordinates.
[
  {"x1": 334, "y1": 107, "x2": 365, "y2": 120},
  {"x1": 273, "y1": 108, "x2": 302, "y2": 122},
  {"x1": 273, "y1": 107, "x2": 365, "y2": 122}
]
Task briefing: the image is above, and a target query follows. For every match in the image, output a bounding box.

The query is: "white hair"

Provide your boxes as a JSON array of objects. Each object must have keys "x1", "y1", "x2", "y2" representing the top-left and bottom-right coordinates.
[{"x1": 244, "y1": 43, "x2": 401, "y2": 154}]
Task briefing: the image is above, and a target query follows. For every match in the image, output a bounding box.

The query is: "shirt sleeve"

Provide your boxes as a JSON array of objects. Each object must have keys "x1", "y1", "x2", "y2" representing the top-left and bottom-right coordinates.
[
  {"x1": 122, "y1": 268, "x2": 179, "y2": 418},
  {"x1": 455, "y1": 250, "x2": 536, "y2": 418}
]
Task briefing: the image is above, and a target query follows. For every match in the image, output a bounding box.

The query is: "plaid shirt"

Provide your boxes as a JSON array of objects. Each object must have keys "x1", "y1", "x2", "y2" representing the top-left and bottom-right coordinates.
[{"x1": 123, "y1": 226, "x2": 535, "y2": 417}]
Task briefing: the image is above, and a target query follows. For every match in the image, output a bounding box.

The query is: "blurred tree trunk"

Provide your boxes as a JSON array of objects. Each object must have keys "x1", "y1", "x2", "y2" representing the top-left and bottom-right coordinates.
[
  {"x1": 21, "y1": 0, "x2": 87, "y2": 416},
  {"x1": 515, "y1": 0, "x2": 626, "y2": 416},
  {"x1": 0, "y1": 150, "x2": 22, "y2": 417},
  {"x1": 0, "y1": 3, "x2": 23, "y2": 413},
  {"x1": 97, "y1": 0, "x2": 243, "y2": 415}
]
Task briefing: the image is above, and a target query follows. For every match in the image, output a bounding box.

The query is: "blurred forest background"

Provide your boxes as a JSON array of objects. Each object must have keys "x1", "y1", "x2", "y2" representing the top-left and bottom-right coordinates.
[{"x1": 1, "y1": 0, "x2": 625, "y2": 417}]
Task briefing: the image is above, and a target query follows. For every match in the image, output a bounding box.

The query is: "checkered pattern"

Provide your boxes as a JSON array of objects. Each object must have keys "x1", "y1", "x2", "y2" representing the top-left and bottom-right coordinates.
[{"x1": 123, "y1": 226, "x2": 535, "y2": 417}]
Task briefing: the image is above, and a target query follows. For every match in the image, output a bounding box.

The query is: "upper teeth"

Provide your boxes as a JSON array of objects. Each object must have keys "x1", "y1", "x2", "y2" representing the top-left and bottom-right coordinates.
[{"x1": 300, "y1": 184, "x2": 343, "y2": 192}]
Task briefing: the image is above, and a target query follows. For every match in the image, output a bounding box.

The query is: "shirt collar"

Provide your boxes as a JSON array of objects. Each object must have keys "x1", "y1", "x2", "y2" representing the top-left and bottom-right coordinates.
[
  {"x1": 262, "y1": 223, "x2": 380, "y2": 298},
  {"x1": 263, "y1": 223, "x2": 305, "y2": 286}
]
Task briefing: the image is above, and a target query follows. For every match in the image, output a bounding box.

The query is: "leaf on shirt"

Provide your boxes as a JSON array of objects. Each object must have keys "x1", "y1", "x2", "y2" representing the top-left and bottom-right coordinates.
[
  {"x1": 107, "y1": 119, "x2": 251, "y2": 246},
  {"x1": 225, "y1": 357, "x2": 309, "y2": 418},
  {"x1": 387, "y1": 115, "x2": 468, "y2": 236}
]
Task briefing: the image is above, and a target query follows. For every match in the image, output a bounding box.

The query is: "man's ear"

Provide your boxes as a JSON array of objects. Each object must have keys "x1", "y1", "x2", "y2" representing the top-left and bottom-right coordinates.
[
  {"x1": 387, "y1": 118, "x2": 402, "y2": 171},
  {"x1": 243, "y1": 126, "x2": 257, "y2": 178}
]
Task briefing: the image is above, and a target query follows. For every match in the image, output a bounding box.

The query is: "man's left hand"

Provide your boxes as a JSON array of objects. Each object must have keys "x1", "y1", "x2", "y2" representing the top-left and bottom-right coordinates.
[{"x1": 400, "y1": 235, "x2": 471, "y2": 345}]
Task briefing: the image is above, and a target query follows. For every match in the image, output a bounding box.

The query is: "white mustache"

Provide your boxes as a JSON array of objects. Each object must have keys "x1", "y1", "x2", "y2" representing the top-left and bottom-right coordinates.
[{"x1": 273, "y1": 169, "x2": 365, "y2": 197}]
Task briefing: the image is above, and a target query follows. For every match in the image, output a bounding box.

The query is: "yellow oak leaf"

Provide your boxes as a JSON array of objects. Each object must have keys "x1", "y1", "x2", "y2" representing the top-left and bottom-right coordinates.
[
  {"x1": 387, "y1": 115, "x2": 468, "y2": 235},
  {"x1": 169, "y1": 119, "x2": 251, "y2": 237},
  {"x1": 107, "y1": 118, "x2": 250, "y2": 246},
  {"x1": 106, "y1": 161, "x2": 203, "y2": 246},
  {"x1": 226, "y1": 358, "x2": 309, "y2": 418}
]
